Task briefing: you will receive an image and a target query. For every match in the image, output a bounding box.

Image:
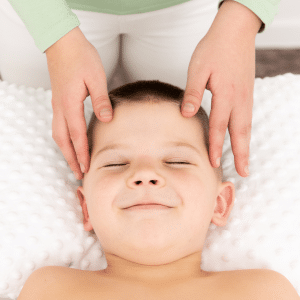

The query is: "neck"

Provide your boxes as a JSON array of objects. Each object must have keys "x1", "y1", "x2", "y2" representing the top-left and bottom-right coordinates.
[{"x1": 101, "y1": 252, "x2": 210, "y2": 286}]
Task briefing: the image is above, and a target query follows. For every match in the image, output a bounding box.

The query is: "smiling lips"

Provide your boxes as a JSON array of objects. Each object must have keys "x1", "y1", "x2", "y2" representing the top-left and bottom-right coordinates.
[
  {"x1": 125, "y1": 204, "x2": 170, "y2": 210},
  {"x1": 121, "y1": 194, "x2": 175, "y2": 209},
  {"x1": 132, "y1": 203, "x2": 164, "y2": 206}
]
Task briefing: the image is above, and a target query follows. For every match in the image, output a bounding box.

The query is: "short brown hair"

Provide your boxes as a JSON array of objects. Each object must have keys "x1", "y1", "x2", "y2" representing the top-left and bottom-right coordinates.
[{"x1": 86, "y1": 80, "x2": 223, "y2": 181}]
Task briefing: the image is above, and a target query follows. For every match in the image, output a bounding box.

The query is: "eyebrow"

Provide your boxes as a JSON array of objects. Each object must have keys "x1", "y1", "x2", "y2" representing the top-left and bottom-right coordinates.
[{"x1": 93, "y1": 141, "x2": 202, "y2": 159}]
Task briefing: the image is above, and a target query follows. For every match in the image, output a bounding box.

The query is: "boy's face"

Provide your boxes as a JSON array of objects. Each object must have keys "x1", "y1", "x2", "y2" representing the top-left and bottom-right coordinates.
[{"x1": 77, "y1": 100, "x2": 234, "y2": 283}]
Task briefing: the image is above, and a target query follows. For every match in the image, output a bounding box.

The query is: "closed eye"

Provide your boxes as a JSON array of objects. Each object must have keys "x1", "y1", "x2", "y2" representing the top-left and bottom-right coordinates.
[
  {"x1": 166, "y1": 161, "x2": 190, "y2": 164},
  {"x1": 104, "y1": 163, "x2": 127, "y2": 167}
]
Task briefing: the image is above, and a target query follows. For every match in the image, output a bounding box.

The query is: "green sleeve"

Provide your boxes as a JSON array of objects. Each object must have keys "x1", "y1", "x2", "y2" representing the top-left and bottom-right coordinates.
[
  {"x1": 218, "y1": 0, "x2": 281, "y2": 33},
  {"x1": 8, "y1": 0, "x2": 80, "y2": 53}
]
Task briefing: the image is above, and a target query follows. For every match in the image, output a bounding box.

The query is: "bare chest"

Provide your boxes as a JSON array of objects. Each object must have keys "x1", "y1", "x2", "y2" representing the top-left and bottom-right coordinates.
[
  {"x1": 65, "y1": 273, "x2": 234, "y2": 300},
  {"x1": 106, "y1": 283, "x2": 224, "y2": 300}
]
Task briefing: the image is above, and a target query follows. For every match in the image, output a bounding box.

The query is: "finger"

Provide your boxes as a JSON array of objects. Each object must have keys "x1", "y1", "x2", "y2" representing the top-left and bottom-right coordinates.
[
  {"x1": 52, "y1": 109, "x2": 83, "y2": 180},
  {"x1": 181, "y1": 68, "x2": 210, "y2": 117},
  {"x1": 227, "y1": 97, "x2": 253, "y2": 178},
  {"x1": 63, "y1": 95, "x2": 90, "y2": 177},
  {"x1": 208, "y1": 94, "x2": 232, "y2": 169},
  {"x1": 85, "y1": 73, "x2": 113, "y2": 123}
]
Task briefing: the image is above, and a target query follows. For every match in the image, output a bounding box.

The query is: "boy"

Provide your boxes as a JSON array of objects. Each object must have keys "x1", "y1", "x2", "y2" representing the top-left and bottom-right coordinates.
[{"x1": 18, "y1": 80, "x2": 299, "y2": 299}]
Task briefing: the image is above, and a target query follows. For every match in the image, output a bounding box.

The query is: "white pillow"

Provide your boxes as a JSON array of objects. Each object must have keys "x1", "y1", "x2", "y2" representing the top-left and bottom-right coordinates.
[{"x1": 0, "y1": 74, "x2": 299, "y2": 299}]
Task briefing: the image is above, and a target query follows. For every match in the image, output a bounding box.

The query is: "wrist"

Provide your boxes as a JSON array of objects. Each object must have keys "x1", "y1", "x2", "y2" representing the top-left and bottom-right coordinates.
[
  {"x1": 211, "y1": 0, "x2": 262, "y2": 39},
  {"x1": 45, "y1": 26, "x2": 84, "y2": 56}
]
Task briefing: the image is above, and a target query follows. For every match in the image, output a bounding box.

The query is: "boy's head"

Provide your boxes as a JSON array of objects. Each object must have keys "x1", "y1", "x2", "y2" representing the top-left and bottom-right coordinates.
[{"x1": 77, "y1": 80, "x2": 235, "y2": 281}]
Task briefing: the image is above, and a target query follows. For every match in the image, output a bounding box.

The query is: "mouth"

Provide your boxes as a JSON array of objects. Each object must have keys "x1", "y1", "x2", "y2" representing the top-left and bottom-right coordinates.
[
  {"x1": 124, "y1": 204, "x2": 171, "y2": 210},
  {"x1": 132, "y1": 203, "x2": 165, "y2": 206}
]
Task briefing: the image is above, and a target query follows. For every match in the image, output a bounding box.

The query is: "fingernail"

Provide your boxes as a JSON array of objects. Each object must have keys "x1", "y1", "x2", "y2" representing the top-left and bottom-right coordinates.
[
  {"x1": 244, "y1": 165, "x2": 250, "y2": 176},
  {"x1": 183, "y1": 102, "x2": 195, "y2": 113},
  {"x1": 100, "y1": 108, "x2": 112, "y2": 118},
  {"x1": 216, "y1": 157, "x2": 220, "y2": 168},
  {"x1": 80, "y1": 163, "x2": 85, "y2": 173}
]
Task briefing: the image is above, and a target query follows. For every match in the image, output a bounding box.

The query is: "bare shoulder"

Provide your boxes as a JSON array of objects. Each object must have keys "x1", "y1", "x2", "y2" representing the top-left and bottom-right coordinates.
[
  {"x1": 18, "y1": 266, "x2": 81, "y2": 300},
  {"x1": 224, "y1": 269, "x2": 299, "y2": 300}
]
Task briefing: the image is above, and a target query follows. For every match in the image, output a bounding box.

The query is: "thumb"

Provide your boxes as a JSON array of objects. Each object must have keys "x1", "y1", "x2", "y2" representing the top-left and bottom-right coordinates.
[
  {"x1": 181, "y1": 71, "x2": 209, "y2": 118},
  {"x1": 86, "y1": 76, "x2": 113, "y2": 123}
]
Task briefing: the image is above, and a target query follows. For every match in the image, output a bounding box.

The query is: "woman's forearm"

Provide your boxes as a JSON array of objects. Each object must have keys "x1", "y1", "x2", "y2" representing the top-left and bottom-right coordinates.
[{"x1": 210, "y1": 0, "x2": 262, "y2": 41}]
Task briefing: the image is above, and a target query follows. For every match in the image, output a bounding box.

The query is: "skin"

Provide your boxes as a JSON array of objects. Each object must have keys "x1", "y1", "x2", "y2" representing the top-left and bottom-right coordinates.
[
  {"x1": 46, "y1": 0, "x2": 262, "y2": 180},
  {"x1": 77, "y1": 100, "x2": 235, "y2": 286}
]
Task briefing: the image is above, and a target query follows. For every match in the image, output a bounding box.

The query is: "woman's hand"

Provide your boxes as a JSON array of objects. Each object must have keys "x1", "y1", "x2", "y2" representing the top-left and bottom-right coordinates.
[
  {"x1": 46, "y1": 26, "x2": 113, "y2": 180},
  {"x1": 181, "y1": 0, "x2": 262, "y2": 177}
]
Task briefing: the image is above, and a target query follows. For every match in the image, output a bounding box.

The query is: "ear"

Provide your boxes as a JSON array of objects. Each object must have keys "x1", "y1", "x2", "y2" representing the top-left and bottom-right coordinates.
[
  {"x1": 77, "y1": 186, "x2": 93, "y2": 232},
  {"x1": 211, "y1": 181, "x2": 235, "y2": 227}
]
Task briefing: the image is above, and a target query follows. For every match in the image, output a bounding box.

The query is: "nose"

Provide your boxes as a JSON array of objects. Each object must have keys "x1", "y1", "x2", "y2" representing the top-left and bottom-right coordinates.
[{"x1": 127, "y1": 168, "x2": 165, "y2": 188}]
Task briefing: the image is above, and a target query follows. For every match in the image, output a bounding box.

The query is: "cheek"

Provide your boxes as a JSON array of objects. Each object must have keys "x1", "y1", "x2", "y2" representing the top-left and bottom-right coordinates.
[
  {"x1": 172, "y1": 171, "x2": 214, "y2": 211},
  {"x1": 172, "y1": 170, "x2": 203, "y2": 194},
  {"x1": 90, "y1": 172, "x2": 121, "y2": 193},
  {"x1": 87, "y1": 175, "x2": 119, "y2": 212}
]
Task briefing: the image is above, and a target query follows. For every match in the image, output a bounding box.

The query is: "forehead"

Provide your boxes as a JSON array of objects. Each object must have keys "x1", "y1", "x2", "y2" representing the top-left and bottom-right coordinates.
[{"x1": 93, "y1": 101, "x2": 205, "y2": 150}]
